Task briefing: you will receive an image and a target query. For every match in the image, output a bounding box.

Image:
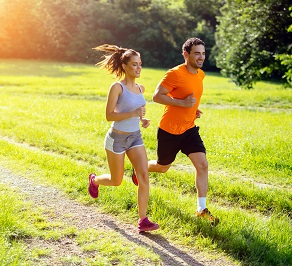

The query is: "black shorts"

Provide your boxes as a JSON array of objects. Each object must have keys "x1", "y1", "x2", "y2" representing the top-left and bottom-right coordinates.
[{"x1": 157, "y1": 126, "x2": 206, "y2": 165}]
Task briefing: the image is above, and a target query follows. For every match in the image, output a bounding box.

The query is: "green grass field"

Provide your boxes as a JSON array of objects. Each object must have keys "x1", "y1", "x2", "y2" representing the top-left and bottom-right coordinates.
[{"x1": 0, "y1": 59, "x2": 291, "y2": 265}]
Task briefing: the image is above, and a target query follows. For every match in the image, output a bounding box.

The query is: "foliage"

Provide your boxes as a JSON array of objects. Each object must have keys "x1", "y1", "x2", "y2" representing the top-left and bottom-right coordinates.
[
  {"x1": 100, "y1": 0, "x2": 193, "y2": 67},
  {"x1": 0, "y1": 0, "x2": 291, "y2": 83},
  {"x1": 0, "y1": 0, "x2": 209, "y2": 68},
  {"x1": 215, "y1": 0, "x2": 292, "y2": 88},
  {"x1": 275, "y1": 6, "x2": 292, "y2": 86}
]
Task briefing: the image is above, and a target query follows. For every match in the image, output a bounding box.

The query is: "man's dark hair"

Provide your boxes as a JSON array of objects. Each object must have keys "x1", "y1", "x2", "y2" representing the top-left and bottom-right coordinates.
[{"x1": 182, "y1": 37, "x2": 205, "y2": 54}]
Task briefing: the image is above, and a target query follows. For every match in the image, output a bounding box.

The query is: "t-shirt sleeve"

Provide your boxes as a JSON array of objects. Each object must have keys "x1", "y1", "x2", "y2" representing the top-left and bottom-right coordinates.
[{"x1": 159, "y1": 69, "x2": 178, "y2": 92}]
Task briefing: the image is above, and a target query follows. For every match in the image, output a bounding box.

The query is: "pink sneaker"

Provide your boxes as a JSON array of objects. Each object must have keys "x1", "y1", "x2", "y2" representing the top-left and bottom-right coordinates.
[
  {"x1": 88, "y1": 173, "x2": 99, "y2": 198},
  {"x1": 138, "y1": 217, "x2": 159, "y2": 232},
  {"x1": 131, "y1": 168, "x2": 138, "y2": 186}
]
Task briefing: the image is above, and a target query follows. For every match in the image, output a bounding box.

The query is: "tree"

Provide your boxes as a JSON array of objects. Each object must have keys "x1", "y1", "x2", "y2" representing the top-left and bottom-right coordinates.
[
  {"x1": 0, "y1": 0, "x2": 43, "y2": 59},
  {"x1": 0, "y1": 0, "x2": 227, "y2": 70},
  {"x1": 215, "y1": 0, "x2": 292, "y2": 88},
  {"x1": 275, "y1": 6, "x2": 292, "y2": 86},
  {"x1": 99, "y1": 0, "x2": 192, "y2": 68},
  {"x1": 183, "y1": 0, "x2": 224, "y2": 70}
]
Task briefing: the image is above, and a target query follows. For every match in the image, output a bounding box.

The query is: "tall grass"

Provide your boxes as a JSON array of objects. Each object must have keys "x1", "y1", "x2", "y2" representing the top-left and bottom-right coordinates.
[{"x1": 0, "y1": 59, "x2": 291, "y2": 265}]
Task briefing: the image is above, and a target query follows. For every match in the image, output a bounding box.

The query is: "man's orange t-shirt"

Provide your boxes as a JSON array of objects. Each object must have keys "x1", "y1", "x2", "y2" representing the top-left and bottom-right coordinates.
[{"x1": 158, "y1": 64, "x2": 205, "y2": 135}]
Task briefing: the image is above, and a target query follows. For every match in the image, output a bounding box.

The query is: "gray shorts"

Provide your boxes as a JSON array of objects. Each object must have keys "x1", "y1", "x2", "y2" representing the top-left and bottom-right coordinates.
[{"x1": 104, "y1": 128, "x2": 144, "y2": 154}]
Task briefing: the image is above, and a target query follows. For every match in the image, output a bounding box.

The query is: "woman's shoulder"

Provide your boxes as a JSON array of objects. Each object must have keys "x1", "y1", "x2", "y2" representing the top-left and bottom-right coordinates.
[
  {"x1": 109, "y1": 81, "x2": 123, "y2": 94},
  {"x1": 110, "y1": 81, "x2": 123, "y2": 89}
]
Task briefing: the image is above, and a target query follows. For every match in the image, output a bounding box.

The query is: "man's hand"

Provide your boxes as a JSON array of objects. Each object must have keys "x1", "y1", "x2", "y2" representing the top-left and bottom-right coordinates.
[
  {"x1": 181, "y1": 93, "x2": 196, "y2": 108},
  {"x1": 196, "y1": 109, "x2": 203, "y2": 118}
]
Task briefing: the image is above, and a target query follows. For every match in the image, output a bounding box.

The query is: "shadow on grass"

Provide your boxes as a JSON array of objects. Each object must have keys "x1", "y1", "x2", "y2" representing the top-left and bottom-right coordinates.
[
  {"x1": 156, "y1": 199, "x2": 291, "y2": 266},
  {"x1": 103, "y1": 219, "x2": 204, "y2": 266}
]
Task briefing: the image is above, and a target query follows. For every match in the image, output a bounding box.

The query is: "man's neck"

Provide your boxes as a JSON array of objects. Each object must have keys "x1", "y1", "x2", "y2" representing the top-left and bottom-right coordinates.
[{"x1": 184, "y1": 63, "x2": 199, "y2": 74}]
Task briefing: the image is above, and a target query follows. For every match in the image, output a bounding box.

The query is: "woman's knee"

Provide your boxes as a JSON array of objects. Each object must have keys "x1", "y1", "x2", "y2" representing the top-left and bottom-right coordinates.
[
  {"x1": 109, "y1": 174, "x2": 124, "y2": 186},
  {"x1": 136, "y1": 172, "x2": 149, "y2": 185},
  {"x1": 112, "y1": 180, "x2": 123, "y2": 186}
]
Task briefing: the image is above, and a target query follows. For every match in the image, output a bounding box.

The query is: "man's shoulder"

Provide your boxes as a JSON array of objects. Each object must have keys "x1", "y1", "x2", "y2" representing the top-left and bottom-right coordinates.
[
  {"x1": 198, "y1": 68, "x2": 205, "y2": 79},
  {"x1": 198, "y1": 68, "x2": 205, "y2": 74},
  {"x1": 171, "y1": 64, "x2": 185, "y2": 71},
  {"x1": 164, "y1": 64, "x2": 185, "y2": 77}
]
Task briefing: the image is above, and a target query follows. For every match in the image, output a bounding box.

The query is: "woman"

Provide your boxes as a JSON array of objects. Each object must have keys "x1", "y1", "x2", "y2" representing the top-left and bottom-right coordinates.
[{"x1": 88, "y1": 44, "x2": 159, "y2": 232}]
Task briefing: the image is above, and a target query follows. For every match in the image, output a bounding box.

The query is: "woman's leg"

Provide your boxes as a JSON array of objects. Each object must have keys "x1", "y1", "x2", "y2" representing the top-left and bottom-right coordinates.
[
  {"x1": 126, "y1": 146, "x2": 149, "y2": 219},
  {"x1": 93, "y1": 149, "x2": 125, "y2": 186}
]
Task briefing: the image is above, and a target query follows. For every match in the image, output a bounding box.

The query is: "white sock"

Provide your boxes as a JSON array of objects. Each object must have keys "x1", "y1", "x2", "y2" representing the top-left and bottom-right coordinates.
[{"x1": 197, "y1": 197, "x2": 206, "y2": 212}]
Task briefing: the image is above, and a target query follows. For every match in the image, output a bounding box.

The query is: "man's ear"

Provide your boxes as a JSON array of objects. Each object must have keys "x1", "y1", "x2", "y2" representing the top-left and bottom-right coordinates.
[{"x1": 183, "y1": 50, "x2": 189, "y2": 60}]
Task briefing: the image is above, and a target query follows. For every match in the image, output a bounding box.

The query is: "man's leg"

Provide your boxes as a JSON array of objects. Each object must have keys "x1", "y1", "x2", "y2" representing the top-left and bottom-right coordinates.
[
  {"x1": 147, "y1": 128, "x2": 177, "y2": 173},
  {"x1": 131, "y1": 160, "x2": 171, "y2": 186},
  {"x1": 188, "y1": 152, "x2": 208, "y2": 212},
  {"x1": 189, "y1": 152, "x2": 219, "y2": 224},
  {"x1": 188, "y1": 152, "x2": 208, "y2": 196},
  {"x1": 148, "y1": 160, "x2": 171, "y2": 173}
]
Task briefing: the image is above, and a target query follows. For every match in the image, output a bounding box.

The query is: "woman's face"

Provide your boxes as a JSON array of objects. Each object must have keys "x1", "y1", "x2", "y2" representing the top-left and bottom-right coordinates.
[{"x1": 123, "y1": 55, "x2": 142, "y2": 78}]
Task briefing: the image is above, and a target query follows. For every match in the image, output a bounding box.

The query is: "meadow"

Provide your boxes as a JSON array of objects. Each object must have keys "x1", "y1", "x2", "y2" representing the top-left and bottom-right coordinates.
[{"x1": 0, "y1": 59, "x2": 291, "y2": 265}]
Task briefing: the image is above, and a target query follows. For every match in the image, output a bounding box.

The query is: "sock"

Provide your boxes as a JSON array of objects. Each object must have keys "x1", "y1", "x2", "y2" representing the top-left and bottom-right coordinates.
[{"x1": 197, "y1": 197, "x2": 206, "y2": 212}]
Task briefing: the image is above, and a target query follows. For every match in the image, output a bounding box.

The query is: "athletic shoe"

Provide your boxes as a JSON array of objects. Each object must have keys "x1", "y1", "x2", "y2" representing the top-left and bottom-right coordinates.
[
  {"x1": 88, "y1": 173, "x2": 99, "y2": 198},
  {"x1": 138, "y1": 217, "x2": 159, "y2": 232},
  {"x1": 195, "y1": 208, "x2": 219, "y2": 226},
  {"x1": 131, "y1": 168, "x2": 138, "y2": 186}
]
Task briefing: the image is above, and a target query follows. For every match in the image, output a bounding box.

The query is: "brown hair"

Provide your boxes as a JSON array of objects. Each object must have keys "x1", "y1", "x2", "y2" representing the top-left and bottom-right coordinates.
[
  {"x1": 182, "y1": 37, "x2": 205, "y2": 54},
  {"x1": 93, "y1": 44, "x2": 140, "y2": 79}
]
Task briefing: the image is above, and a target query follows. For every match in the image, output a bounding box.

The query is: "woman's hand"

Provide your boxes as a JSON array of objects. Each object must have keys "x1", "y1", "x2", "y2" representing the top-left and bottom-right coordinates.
[
  {"x1": 133, "y1": 105, "x2": 146, "y2": 118},
  {"x1": 141, "y1": 118, "x2": 150, "y2": 128}
]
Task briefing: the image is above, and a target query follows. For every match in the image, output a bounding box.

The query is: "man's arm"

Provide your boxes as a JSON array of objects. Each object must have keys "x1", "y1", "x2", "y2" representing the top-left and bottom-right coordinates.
[{"x1": 152, "y1": 84, "x2": 196, "y2": 108}]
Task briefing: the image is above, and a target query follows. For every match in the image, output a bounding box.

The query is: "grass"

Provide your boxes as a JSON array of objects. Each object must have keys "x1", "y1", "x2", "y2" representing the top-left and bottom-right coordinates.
[
  {"x1": 0, "y1": 184, "x2": 163, "y2": 265},
  {"x1": 0, "y1": 59, "x2": 291, "y2": 265},
  {"x1": 0, "y1": 183, "x2": 63, "y2": 265}
]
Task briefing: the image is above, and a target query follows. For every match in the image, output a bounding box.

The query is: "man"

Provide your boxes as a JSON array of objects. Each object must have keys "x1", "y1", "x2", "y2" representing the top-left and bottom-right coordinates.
[{"x1": 132, "y1": 37, "x2": 218, "y2": 224}]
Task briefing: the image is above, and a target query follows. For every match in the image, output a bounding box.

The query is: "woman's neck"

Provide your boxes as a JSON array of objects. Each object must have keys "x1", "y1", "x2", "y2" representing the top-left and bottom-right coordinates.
[{"x1": 121, "y1": 78, "x2": 136, "y2": 88}]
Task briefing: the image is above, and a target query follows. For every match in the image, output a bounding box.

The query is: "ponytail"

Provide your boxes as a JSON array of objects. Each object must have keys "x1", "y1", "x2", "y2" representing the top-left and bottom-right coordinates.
[{"x1": 93, "y1": 44, "x2": 140, "y2": 79}]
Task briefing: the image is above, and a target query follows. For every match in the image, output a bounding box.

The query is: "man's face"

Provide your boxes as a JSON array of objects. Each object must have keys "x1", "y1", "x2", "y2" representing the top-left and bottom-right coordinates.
[{"x1": 185, "y1": 44, "x2": 205, "y2": 69}]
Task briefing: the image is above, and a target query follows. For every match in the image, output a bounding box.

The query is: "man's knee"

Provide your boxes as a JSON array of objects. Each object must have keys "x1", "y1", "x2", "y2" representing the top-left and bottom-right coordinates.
[
  {"x1": 189, "y1": 153, "x2": 208, "y2": 171},
  {"x1": 196, "y1": 160, "x2": 208, "y2": 173},
  {"x1": 157, "y1": 164, "x2": 171, "y2": 173},
  {"x1": 148, "y1": 160, "x2": 171, "y2": 173}
]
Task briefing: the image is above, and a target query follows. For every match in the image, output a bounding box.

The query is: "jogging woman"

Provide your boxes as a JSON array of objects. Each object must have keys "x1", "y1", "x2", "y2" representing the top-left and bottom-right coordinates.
[{"x1": 88, "y1": 44, "x2": 159, "y2": 232}]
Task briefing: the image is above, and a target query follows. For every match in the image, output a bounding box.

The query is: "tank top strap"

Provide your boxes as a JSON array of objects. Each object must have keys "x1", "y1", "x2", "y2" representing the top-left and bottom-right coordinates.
[
  {"x1": 137, "y1": 84, "x2": 142, "y2": 93},
  {"x1": 118, "y1": 81, "x2": 142, "y2": 93},
  {"x1": 118, "y1": 81, "x2": 125, "y2": 92}
]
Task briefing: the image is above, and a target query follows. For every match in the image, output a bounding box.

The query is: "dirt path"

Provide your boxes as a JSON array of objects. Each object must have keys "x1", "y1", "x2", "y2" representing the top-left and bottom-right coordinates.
[{"x1": 0, "y1": 166, "x2": 236, "y2": 266}]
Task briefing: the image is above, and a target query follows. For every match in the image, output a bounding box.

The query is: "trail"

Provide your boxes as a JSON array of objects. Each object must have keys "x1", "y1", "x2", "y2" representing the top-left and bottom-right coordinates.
[{"x1": 0, "y1": 166, "x2": 236, "y2": 266}]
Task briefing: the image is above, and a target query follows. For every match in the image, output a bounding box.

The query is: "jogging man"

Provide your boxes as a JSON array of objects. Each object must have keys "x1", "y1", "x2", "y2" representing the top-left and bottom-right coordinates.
[{"x1": 133, "y1": 37, "x2": 218, "y2": 224}]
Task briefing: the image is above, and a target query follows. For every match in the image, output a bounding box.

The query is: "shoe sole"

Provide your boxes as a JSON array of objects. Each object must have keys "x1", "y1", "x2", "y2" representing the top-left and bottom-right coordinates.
[{"x1": 139, "y1": 225, "x2": 160, "y2": 232}]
